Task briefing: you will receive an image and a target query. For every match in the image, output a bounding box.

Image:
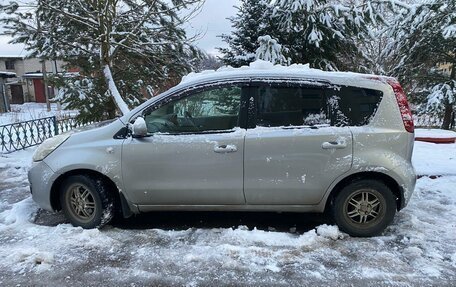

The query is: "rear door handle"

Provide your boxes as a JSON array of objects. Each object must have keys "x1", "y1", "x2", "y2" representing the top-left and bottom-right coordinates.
[
  {"x1": 214, "y1": 144, "x2": 237, "y2": 153},
  {"x1": 322, "y1": 141, "x2": 347, "y2": 149}
]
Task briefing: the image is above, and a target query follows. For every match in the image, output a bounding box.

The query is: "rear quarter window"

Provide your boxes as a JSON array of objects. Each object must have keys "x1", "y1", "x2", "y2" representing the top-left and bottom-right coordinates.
[
  {"x1": 326, "y1": 87, "x2": 383, "y2": 126},
  {"x1": 254, "y1": 84, "x2": 383, "y2": 128}
]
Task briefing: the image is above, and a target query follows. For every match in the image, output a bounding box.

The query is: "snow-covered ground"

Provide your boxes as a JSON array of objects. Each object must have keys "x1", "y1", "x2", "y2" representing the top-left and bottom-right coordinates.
[
  {"x1": 413, "y1": 141, "x2": 456, "y2": 176},
  {"x1": 0, "y1": 138, "x2": 455, "y2": 286},
  {"x1": 415, "y1": 128, "x2": 456, "y2": 139},
  {"x1": 0, "y1": 103, "x2": 78, "y2": 126}
]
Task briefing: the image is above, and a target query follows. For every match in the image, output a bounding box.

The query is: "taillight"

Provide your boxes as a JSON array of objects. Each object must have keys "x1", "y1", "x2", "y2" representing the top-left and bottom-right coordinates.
[{"x1": 387, "y1": 79, "x2": 414, "y2": 133}]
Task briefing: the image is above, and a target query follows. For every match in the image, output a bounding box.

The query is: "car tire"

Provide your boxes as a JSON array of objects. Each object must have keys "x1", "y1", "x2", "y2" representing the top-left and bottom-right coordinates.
[
  {"x1": 60, "y1": 175, "x2": 114, "y2": 229},
  {"x1": 332, "y1": 179, "x2": 396, "y2": 237}
]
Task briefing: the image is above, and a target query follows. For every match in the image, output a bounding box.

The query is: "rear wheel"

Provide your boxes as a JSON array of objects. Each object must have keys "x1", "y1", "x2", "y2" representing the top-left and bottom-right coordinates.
[
  {"x1": 332, "y1": 179, "x2": 396, "y2": 237},
  {"x1": 60, "y1": 175, "x2": 114, "y2": 229}
]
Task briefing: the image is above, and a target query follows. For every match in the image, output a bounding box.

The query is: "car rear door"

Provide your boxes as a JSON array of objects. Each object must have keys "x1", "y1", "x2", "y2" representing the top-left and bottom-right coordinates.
[{"x1": 243, "y1": 80, "x2": 353, "y2": 205}]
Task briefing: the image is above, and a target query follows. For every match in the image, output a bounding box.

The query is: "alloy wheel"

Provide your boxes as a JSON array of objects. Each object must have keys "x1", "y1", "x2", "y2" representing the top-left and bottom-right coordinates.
[{"x1": 67, "y1": 184, "x2": 97, "y2": 223}]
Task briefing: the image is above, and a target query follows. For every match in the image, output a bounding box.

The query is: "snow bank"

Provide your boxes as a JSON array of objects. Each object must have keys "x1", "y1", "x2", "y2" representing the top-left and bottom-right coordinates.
[
  {"x1": 0, "y1": 197, "x2": 37, "y2": 225},
  {"x1": 412, "y1": 141, "x2": 456, "y2": 176},
  {"x1": 415, "y1": 128, "x2": 456, "y2": 139}
]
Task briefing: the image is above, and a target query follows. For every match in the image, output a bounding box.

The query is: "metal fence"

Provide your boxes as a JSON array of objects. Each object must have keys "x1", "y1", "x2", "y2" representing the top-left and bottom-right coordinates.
[
  {"x1": 413, "y1": 114, "x2": 443, "y2": 128},
  {"x1": 0, "y1": 116, "x2": 90, "y2": 153}
]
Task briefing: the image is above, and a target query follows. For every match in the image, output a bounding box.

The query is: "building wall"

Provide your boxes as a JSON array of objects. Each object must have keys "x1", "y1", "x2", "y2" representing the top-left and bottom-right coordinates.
[
  {"x1": 0, "y1": 57, "x2": 65, "y2": 75},
  {"x1": 0, "y1": 57, "x2": 66, "y2": 104}
]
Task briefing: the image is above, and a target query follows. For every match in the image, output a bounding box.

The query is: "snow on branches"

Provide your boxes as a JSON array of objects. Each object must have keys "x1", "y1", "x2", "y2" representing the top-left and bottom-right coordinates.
[
  {"x1": 1, "y1": 0, "x2": 203, "y2": 119},
  {"x1": 384, "y1": 0, "x2": 455, "y2": 129},
  {"x1": 221, "y1": 0, "x2": 404, "y2": 71},
  {"x1": 255, "y1": 36, "x2": 288, "y2": 65}
]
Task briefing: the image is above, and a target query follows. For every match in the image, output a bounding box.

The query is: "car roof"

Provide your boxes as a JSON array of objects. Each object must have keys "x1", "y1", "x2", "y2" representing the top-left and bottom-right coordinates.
[
  {"x1": 178, "y1": 60, "x2": 393, "y2": 89},
  {"x1": 122, "y1": 60, "x2": 394, "y2": 123}
]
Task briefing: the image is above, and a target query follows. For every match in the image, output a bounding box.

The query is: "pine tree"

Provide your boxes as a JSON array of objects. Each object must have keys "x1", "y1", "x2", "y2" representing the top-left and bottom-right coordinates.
[
  {"x1": 221, "y1": 0, "x2": 404, "y2": 71},
  {"x1": 219, "y1": 0, "x2": 279, "y2": 67},
  {"x1": 255, "y1": 35, "x2": 287, "y2": 65},
  {"x1": 269, "y1": 0, "x2": 396, "y2": 70},
  {"x1": 384, "y1": 0, "x2": 456, "y2": 129},
  {"x1": 1, "y1": 0, "x2": 203, "y2": 122}
]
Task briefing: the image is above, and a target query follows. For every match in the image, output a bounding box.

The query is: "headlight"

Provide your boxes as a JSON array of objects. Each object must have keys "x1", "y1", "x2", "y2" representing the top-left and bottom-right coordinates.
[{"x1": 33, "y1": 134, "x2": 71, "y2": 162}]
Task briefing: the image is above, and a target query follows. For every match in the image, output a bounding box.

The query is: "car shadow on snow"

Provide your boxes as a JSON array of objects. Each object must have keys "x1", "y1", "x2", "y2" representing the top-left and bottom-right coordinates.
[
  {"x1": 35, "y1": 209, "x2": 328, "y2": 233},
  {"x1": 114, "y1": 211, "x2": 329, "y2": 233}
]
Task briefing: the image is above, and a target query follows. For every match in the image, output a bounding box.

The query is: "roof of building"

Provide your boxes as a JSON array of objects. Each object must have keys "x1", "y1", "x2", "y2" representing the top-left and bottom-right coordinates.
[
  {"x1": 22, "y1": 72, "x2": 43, "y2": 78},
  {"x1": 0, "y1": 55, "x2": 26, "y2": 59}
]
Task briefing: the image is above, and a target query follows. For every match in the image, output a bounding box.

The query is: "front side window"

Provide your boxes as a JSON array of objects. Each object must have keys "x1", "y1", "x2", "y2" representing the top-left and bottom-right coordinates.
[
  {"x1": 255, "y1": 86, "x2": 328, "y2": 127},
  {"x1": 143, "y1": 86, "x2": 242, "y2": 134}
]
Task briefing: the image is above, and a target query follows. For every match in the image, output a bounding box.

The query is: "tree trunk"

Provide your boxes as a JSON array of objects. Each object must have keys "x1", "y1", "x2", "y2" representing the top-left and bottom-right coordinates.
[
  {"x1": 98, "y1": 0, "x2": 129, "y2": 116},
  {"x1": 442, "y1": 102, "x2": 453, "y2": 130},
  {"x1": 41, "y1": 60, "x2": 51, "y2": 112},
  {"x1": 443, "y1": 62, "x2": 456, "y2": 130}
]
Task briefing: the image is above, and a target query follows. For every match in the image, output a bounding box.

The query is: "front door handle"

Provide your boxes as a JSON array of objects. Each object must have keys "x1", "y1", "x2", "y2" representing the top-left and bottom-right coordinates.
[
  {"x1": 214, "y1": 144, "x2": 237, "y2": 153},
  {"x1": 322, "y1": 141, "x2": 347, "y2": 149}
]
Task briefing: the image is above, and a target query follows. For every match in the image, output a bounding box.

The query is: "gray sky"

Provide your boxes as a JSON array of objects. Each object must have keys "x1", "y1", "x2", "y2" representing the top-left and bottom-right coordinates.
[
  {"x1": 0, "y1": 0, "x2": 240, "y2": 56},
  {"x1": 185, "y1": 0, "x2": 240, "y2": 55}
]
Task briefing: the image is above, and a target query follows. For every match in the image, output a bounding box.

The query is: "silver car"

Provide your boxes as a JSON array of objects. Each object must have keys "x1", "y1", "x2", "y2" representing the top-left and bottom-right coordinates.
[{"x1": 28, "y1": 67, "x2": 416, "y2": 237}]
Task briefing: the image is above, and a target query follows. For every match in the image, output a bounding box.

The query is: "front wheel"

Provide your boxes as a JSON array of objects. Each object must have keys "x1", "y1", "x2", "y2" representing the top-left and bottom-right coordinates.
[
  {"x1": 60, "y1": 175, "x2": 114, "y2": 229},
  {"x1": 332, "y1": 179, "x2": 396, "y2": 237}
]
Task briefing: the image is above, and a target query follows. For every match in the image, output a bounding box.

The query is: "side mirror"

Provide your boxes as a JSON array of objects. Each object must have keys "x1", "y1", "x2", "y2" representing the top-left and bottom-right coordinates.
[{"x1": 132, "y1": 117, "x2": 148, "y2": 137}]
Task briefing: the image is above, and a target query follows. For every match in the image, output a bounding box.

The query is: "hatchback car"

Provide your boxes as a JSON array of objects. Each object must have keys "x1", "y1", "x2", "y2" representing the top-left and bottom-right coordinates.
[{"x1": 28, "y1": 62, "x2": 416, "y2": 237}]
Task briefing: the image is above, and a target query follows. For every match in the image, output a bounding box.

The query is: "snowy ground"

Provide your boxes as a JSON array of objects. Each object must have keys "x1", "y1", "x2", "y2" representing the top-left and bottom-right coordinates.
[
  {"x1": 0, "y1": 140, "x2": 455, "y2": 286},
  {"x1": 415, "y1": 128, "x2": 456, "y2": 139},
  {"x1": 0, "y1": 103, "x2": 78, "y2": 126}
]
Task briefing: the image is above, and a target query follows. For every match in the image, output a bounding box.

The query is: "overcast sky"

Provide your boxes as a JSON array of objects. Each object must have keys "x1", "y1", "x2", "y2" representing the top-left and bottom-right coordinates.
[{"x1": 0, "y1": 0, "x2": 240, "y2": 56}]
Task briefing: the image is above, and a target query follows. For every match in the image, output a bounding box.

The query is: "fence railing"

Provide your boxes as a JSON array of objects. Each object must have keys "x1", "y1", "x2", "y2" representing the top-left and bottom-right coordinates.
[
  {"x1": 0, "y1": 116, "x2": 90, "y2": 153},
  {"x1": 413, "y1": 114, "x2": 444, "y2": 128}
]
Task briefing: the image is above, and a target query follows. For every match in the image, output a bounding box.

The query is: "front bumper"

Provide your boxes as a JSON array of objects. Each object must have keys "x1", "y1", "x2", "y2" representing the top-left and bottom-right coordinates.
[{"x1": 28, "y1": 161, "x2": 58, "y2": 211}]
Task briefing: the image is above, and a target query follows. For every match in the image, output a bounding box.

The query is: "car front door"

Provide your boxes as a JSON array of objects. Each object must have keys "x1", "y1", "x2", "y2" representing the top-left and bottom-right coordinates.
[
  {"x1": 122, "y1": 83, "x2": 248, "y2": 206},
  {"x1": 244, "y1": 81, "x2": 353, "y2": 205}
]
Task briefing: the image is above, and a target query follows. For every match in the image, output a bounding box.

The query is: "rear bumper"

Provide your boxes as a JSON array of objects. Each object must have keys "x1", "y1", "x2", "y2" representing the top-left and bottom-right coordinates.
[{"x1": 28, "y1": 161, "x2": 58, "y2": 211}]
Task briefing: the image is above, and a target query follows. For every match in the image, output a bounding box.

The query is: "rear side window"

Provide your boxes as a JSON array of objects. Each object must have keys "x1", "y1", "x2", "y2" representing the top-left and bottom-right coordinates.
[
  {"x1": 255, "y1": 86, "x2": 328, "y2": 127},
  {"x1": 254, "y1": 85, "x2": 383, "y2": 127},
  {"x1": 326, "y1": 87, "x2": 383, "y2": 126}
]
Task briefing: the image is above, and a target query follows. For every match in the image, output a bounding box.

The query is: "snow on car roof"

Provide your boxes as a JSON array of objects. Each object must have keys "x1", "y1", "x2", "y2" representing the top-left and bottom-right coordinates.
[
  {"x1": 179, "y1": 60, "x2": 393, "y2": 87},
  {"x1": 123, "y1": 60, "x2": 394, "y2": 122}
]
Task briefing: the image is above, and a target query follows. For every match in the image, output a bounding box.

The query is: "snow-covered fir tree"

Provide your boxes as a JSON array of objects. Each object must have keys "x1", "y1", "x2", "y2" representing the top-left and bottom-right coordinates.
[
  {"x1": 221, "y1": 0, "x2": 395, "y2": 71},
  {"x1": 219, "y1": 0, "x2": 279, "y2": 67},
  {"x1": 268, "y1": 0, "x2": 398, "y2": 70},
  {"x1": 0, "y1": 0, "x2": 203, "y2": 122},
  {"x1": 255, "y1": 35, "x2": 288, "y2": 65},
  {"x1": 385, "y1": 0, "x2": 456, "y2": 129}
]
